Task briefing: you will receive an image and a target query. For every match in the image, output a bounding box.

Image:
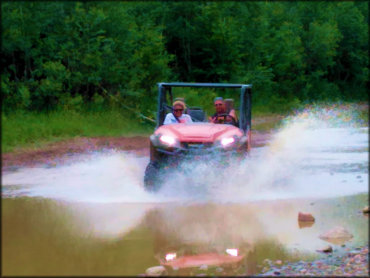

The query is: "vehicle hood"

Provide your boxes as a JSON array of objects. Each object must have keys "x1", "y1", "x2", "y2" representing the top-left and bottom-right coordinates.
[{"x1": 154, "y1": 123, "x2": 243, "y2": 143}]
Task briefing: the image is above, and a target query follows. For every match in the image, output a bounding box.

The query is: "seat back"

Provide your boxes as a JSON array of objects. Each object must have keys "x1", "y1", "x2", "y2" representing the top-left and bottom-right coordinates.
[
  {"x1": 187, "y1": 107, "x2": 206, "y2": 122},
  {"x1": 224, "y1": 98, "x2": 234, "y2": 113},
  {"x1": 164, "y1": 105, "x2": 172, "y2": 115}
]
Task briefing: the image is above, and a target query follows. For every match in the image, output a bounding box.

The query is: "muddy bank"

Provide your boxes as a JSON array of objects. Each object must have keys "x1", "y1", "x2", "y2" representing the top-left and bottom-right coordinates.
[
  {"x1": 2, "y1": 136, "x2": 149, "y2": 170},
  {"x1": 2, "y1": 131, "x2": 272, "y2": 171},
  {"x1": 258, "y1": 245, "x2": 369, "y2": 276}
]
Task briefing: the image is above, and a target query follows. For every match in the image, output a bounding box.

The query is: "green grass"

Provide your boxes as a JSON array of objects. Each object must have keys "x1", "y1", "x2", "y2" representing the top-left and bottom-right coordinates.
[
  {"x1": 3, "y1": 101, "x2": 366, "y2": 153},
  {"x1": 2, "y1": 109, "x2": 154, "y2": 153}
]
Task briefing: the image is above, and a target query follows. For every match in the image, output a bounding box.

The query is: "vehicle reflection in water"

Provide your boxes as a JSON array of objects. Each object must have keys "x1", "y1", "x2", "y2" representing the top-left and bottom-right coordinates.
[{"x1": 2, "y1": 194, "x2": 368, "y2": 276}]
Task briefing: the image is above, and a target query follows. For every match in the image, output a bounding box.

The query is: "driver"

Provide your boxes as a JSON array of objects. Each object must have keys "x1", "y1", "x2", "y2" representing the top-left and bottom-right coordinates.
[
  {"x1": 209, "y1": 97, "x2": 237, "y2": 125},
  {"x1": 163, "y1": 100, "x2": 193, "y2": 125}
]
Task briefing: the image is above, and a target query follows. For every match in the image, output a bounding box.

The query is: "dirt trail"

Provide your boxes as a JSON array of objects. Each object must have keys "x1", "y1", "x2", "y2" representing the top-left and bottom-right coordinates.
[{"x1": 2, "y1": 131, "x2": 272, "y2": 171}]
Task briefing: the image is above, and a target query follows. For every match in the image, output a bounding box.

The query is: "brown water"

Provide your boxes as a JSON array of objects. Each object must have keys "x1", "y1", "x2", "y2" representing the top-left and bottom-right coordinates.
[
  {"x1": 2, "y1": 108, "x2": 368, "y2": 275},
  {"x1": 2, "y1": 195, "x2": 368, "y2": 276}
]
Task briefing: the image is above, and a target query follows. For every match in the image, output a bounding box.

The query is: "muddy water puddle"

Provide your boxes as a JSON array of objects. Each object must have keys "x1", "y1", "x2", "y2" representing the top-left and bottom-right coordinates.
[
  {"x1": 2, "y1": 108, "x2": 369, "y2": 275},
  {"x1": 2, "y1": 195, "x2": 368, "y2": 276}
]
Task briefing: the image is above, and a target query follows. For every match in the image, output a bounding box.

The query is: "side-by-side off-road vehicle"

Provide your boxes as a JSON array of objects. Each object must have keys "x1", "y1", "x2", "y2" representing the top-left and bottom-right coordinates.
[{"x1": 144, "y1": 82, "x2": 252, "y2": 191}]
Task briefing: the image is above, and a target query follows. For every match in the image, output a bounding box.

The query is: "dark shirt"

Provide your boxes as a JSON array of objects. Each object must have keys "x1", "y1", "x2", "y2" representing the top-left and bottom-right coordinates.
[{"x1": 211, "y1": 112, "x2": 236, "y2": 125}]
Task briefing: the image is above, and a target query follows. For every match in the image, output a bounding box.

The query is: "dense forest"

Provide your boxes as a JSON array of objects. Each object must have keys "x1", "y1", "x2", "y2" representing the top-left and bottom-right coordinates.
[{"x1": 1, "y1": 2, "x2": 368, "y2": 115}]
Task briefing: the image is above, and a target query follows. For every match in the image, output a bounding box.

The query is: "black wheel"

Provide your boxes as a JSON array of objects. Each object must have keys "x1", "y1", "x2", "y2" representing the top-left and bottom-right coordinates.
[{"x1": 144, "y1": 162, "x2": 161, "y2": 192}]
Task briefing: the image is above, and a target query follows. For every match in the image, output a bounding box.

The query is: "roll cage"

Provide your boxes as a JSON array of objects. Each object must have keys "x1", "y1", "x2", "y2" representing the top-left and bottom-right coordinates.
[{"x1": 156, "y1": 82, "x2": 252, "y2": 134}]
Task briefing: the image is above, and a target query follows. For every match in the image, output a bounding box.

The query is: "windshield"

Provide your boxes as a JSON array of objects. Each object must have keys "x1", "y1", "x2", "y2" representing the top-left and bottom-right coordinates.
[{"x1": 165, "y1": 87, "x2": 240, "y2": 125}]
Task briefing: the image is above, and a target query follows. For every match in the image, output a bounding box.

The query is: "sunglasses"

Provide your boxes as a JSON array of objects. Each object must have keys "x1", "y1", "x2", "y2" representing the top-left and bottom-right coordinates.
[
  {"x1": 214, "y1": 103, "x2": 223, "y2": 106},
  {"x1": 174, "y1": 109, "x2": 184, "y2": 112}
]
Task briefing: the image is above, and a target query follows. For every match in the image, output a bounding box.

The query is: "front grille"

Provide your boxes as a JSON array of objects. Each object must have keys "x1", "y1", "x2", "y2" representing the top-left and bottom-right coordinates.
[
  {"x1": 182, "y1": 142, "x2": 212, "y2": 149},
  {"x1": 181, "y1": 142, "x2": 214, "y2": 155},
  {"x1": 182, "y1": 142, "x2": 213, "y2": 149}
]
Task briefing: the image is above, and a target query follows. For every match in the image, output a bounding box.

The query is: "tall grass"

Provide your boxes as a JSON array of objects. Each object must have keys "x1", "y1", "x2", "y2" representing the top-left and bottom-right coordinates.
[{"x1": 2, "y1": 109, "x2": 154, "y2": 153}]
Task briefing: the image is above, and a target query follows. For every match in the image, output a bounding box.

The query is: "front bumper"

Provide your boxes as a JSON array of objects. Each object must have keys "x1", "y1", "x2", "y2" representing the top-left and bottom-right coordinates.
[{"x1": 152, "y1": 144, "x2": 246, "y2": 167}]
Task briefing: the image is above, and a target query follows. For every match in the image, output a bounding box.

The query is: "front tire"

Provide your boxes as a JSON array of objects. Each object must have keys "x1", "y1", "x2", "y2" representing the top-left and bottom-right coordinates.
[{"x1": 144, "y1": 162, "x2": 161, "y2": 192}]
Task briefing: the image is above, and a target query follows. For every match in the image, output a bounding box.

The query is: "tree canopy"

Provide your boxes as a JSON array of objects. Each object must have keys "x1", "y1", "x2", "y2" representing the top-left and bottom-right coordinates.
[{"x1": 1, "y1": 2, "x2": 368, "y2": 113}]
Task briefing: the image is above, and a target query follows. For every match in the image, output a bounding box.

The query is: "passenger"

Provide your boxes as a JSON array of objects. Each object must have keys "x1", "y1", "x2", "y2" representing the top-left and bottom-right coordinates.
[
  {"x1": 209, "y1": 97, "x2": 237, "y2": 125},
  {"x1": 163, "y1": 100, "x2": 193, "y2": 125}
]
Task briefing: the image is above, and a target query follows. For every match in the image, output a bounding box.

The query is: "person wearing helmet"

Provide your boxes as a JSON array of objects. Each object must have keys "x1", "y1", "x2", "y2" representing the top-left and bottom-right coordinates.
[{"x1": 163, "y1": 100, "x2": 193, "y2": 125}]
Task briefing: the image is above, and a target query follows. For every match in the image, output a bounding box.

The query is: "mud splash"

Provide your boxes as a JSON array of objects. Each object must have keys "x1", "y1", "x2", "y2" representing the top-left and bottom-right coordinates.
[{"x1": 2, "y1": 104, "x2": 368, "y2": 203}]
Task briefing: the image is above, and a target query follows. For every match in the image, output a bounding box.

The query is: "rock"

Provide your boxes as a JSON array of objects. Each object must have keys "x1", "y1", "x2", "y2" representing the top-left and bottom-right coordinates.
[
  {"x1": 319, "y1": 226, "x2": 353, "y2": 245},
  {"x1": 298, "y1": 212, "x2": 315, "y2": 229},
  {"x1": 298, "y1": 212, "x2": 315, "y2": 222},
  {"x1": 362, "y1": 206, "x2": 369, "y2": 214},
  {"x1": 145, "y1": 266, "x2": 167, "y2": 276},
  {"x1": 316, "y1": 245, "x2": 333, "y2": 253},
  {"x1": 298, "y1": 220, "x2": 314, "y2": 229}
]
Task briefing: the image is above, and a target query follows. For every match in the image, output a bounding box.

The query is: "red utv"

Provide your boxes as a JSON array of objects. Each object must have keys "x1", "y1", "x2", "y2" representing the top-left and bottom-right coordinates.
[{"x1": 144, "y1": 82, "x2": 252, "y2": 191}]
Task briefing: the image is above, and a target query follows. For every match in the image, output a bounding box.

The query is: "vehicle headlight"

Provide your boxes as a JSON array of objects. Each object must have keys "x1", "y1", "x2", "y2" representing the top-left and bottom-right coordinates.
[
  {"x1": 160, "y1": 135, "x2": 176, "y2": 146},
  {"x1": 150, "y1": 134, "x2": 181, "y2": 149},
  {"x1": 221, "y1": 137, "x2": 235, "y2": 147},
  {"x1": 157, "y1": 135, "x2": 181, "y2": 148}
]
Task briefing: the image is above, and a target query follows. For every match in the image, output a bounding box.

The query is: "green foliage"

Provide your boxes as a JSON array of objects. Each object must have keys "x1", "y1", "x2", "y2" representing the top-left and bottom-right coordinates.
[
  {"x1": 1, "y1": 74, "x2": 31, "y2": 112},
  {"x1": 1, "y1": 1, "x2": 368, "y2": 116},
  {"x1": 2, "y1": 108, "x2": 153, "y2": 152},
  {"x1": 1, "y1": 2, "x2": 173, "y2": 113}
]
